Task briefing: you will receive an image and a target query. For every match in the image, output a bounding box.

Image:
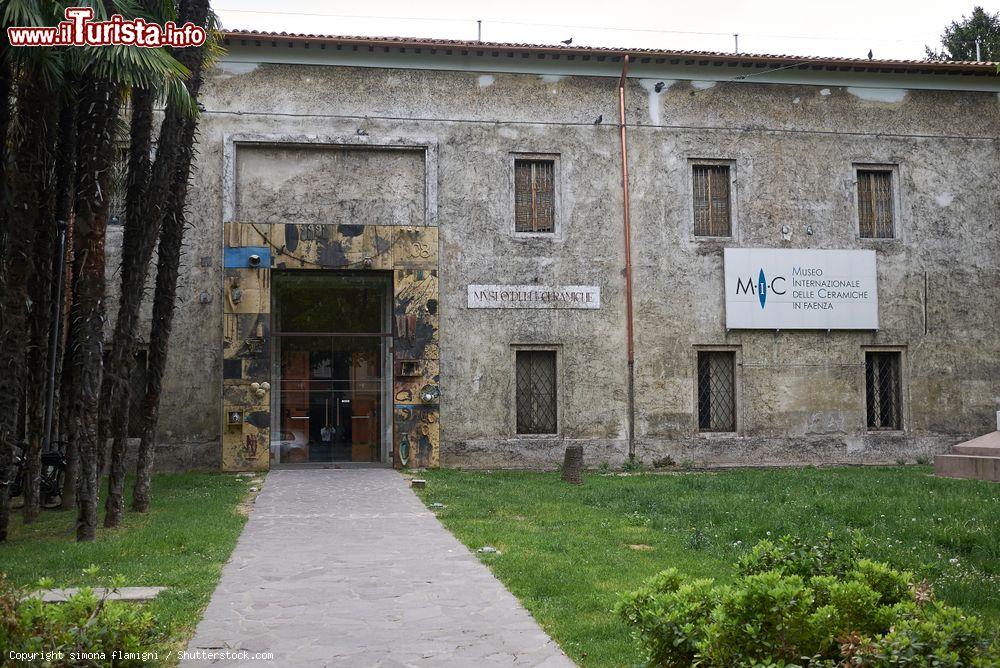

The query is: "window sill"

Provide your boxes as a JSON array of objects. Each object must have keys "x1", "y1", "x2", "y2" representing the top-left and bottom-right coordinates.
[
  {"x1": 858, "y1": 237, "x2": 901, "y2": 244},
  {"x1": 512, "y1": 232, "x2": 559, "y2": 241}
]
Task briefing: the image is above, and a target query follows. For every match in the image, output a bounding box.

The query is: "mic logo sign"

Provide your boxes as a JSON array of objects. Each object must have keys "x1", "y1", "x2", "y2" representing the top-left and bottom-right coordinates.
[
  {"x1": 723, "y1": 248, "x2": 879, "y2": 330},
  {"x1": 735, "y1": 269, "x2": 787, "y2": 310}
]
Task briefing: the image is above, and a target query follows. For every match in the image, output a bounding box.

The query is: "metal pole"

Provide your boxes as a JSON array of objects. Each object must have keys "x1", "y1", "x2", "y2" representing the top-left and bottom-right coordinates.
[
  {"x1": 477, "y1": 20, "x2": 482, "y2": 43},
  {"x1": 975, "y1": 38, "x2": 981, "y2": 61},
  {"x1": 734, "y1": 33, "x2": 739, "y2": 54},
  {"x1": 42, "y1": 220, "x2": 68, "y2": 453},
  {"x1": 618, "y1": 55, "x2": 636, "y2": 463}
]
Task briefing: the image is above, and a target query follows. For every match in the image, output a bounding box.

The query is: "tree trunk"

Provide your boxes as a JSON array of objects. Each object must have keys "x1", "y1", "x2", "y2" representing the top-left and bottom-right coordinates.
[
  {"x1": 0, "y1": 40, "x2": 12, "y2": 275},
  {"x1": 23, "y1": 203, "x2": 58, "y2": 522},
  {"x1": 21, "y1": 90, "x2": 74, "y2": 521},
  {"x1": 0, "y1": 68, "x2": 59, "y2": 540},
  {"x1": 51, "y1": 89, "x2": 79, "y2": 513},
  {"x1": 68, "y1": 74, "x2": 121, "y2": 541},
  {"x1": 132, "y1": 0, "x2": 211, "y2": 512},
  {"x1": 102, "y1": 87, "x2": 155, "y2": 527},
  {"x1": 58, "y1": 243, "x2": 79, "y2": 511}
]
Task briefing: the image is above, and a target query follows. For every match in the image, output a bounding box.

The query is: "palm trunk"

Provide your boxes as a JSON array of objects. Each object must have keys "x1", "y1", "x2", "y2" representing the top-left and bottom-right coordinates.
[
  {"x1": 0, "y1": 40, "x2": 12, "y2": 275},
  {"x1": 102, "y1": 87, "x2": 155, "y2": 527},
  {"x1": 0, "y1": 40, "x2": 11, "y2": 540},
  {"x1": 0, "y1": 67, "x2": 59, "y2": 540},
  {"x1": 52, "y1": 89, "x2": 79, "y2": 513},
  {"x1": 132, "y1": 0, "x2": 211, "y2": 512},
  {"x1": 58, "y1": 239, "x2": 79, "y2": 511},
  {"x1": 21, "y1": 90, "x2": 73, "y2": 522},
  {"x1": 23, "y1": 206, "x2": 58, "y2": 522},
  {"x1": 69, "y1": 74, "x2": 121, "y2": 541}
]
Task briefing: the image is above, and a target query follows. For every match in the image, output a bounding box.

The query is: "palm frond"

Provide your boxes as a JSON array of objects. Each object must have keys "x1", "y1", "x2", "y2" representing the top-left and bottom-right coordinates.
[
  {"x1": 202, "y1": 10, "x2": 228, "y2": 71},
  {"x1": 1, "y1": 0, "x2": 47, "y2": 28},
  {"x1": 83, "y1": 44, "x2": 190, "y2": 90}
]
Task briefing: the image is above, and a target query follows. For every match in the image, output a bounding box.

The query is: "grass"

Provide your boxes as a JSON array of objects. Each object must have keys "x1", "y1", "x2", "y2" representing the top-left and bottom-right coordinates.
[
  {"x1": 415, "y1": 466, "x2": 1000, "y2": 667},
  {"x1": 0, "y1": 472, "x2": 255, "y2": 662}
]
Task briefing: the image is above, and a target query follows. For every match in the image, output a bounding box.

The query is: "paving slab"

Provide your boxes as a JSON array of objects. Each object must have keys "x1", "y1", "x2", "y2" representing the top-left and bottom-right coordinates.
[
  {"x1": 182, "y1": 469, "x2": 574, "y2": 667},
  {"x1": 33, "y1": 587, "x2": 166, "y2": 602}
]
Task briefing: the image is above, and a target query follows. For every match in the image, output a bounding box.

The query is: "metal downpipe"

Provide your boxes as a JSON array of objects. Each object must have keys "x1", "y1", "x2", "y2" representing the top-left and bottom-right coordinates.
[{"x1": 618, "y1": 55, "x2": 636, "y2": 462}]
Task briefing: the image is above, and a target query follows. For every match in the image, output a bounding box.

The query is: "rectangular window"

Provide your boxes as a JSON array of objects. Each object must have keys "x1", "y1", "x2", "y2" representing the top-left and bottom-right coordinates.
[
  {"x1": 107, "y1": 144, "x2": 129, "y2": 226},
  {"x1": 692, "y1": 164, "x2": 732, "y2": 237},
  {"x1": 697, "y1": 351, "x2": 736, "y2": 432},
  {"x1": 514, "y1": 159, "x2": 555, "y2": 233},
  {"x1": 866, "y1": 351, "x2": 902, "y2": 430},
  {"x1": 857, "y1": 169, "x2": 895, "y2": 238},
  {"x1": 515, "y1": 350, "x2": 557, "y2": 434}
]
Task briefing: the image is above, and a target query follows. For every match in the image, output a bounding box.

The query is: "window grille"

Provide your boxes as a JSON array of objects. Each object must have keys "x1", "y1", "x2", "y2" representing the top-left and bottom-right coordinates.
[
  {"x1": 697, "y1": 351, "x2": 736, "y2": 432},
  {"x1": 107, "y1": 145, "x2": 129, "y2": 226},
  {"x1": 692, "y1": 164, "x2": 732, "y2": 237},
  {"x1": 866, "y1": 351, "x2": 902, "y2": 430},
  {"x1": 515, "y1": 350, "x2": 557, "y2": 434},
  {"x1": 857, "y1": 169, "x2": 895, "y2": 238},
  {"x1": 514, "y1": 159, "x2": 555, "y2": 233}
]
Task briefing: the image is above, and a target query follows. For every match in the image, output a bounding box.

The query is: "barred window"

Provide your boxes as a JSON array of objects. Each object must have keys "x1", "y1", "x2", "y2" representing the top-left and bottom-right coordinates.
[
  {"x1": 866, "y1": 351, "x2": 902, "y2": 430},
  {"x1": 692, "y1": 164, "x2": 732, "y2": 237},
  {"x1": 514, "y1": 159, "x2": 555, "y2": 233},
  {"x1": 107, "y1": 144, "x2": 129, "y2": 226},
  {"x1": 857, "y1": 169, "x2": 895, "y2": 238},
  {"x1": 697, "y1": 351, "x2": 736, "y2": 432},
  {"x1": 515, "y1": 350, "x2": 557, "y2": 434}
]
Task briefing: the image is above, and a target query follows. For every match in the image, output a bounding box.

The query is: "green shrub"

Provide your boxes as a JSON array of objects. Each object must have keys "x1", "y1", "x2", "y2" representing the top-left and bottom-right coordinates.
[
  {"x1": 0, "y1": 573, "x2": 161, "y2": 667},
  {"x1": 620, "y1": 536, "x2": 999, "y2": 667},
  {"x1": 618, "y1": 570, "x2": 720, "y2": 667},
  {"x1": 856, "y1": 603, "x2": 1000, "y2": 667},
  {"x1": 701, "y1": 571, "x2": 820, "y2": 666},
  {"x1": 737, "y1": 532, "x2": 860, "y2": 579},
  {"x1": 849, "y1": 558, "x2": 912, "y2": 606}
]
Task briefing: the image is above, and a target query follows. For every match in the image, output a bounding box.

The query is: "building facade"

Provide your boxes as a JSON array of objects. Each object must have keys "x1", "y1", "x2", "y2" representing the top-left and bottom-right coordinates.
[{"x1": 111, "y1": 32, "x2": 1000, "y2": 471}]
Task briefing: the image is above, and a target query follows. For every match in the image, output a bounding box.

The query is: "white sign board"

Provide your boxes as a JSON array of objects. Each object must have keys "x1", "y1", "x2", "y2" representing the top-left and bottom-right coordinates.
[
  {"x1": 468, "y1": 285, "x2": 600, "y2": 309},
  {"x1": 724, "y1": 248, "x2": 878, "y2": 330}
]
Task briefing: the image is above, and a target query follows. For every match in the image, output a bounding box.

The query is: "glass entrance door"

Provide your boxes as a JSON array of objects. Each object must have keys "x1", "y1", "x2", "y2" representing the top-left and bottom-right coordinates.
[{"x1": 271, "y1": 272, "x2": 390, "y2": 464}]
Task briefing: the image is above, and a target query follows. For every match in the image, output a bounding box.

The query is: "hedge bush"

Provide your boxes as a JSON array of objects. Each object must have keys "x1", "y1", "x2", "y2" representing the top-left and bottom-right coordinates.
[
  {"x1": 0, "y1": 572, "x2": 161, "y2": 667},
  {"x1": 618, "y1": 534, "x2": 999, "y2": 667}
]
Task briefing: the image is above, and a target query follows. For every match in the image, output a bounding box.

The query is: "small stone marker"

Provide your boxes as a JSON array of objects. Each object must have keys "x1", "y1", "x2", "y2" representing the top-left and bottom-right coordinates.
[
  {"x1": 477, "y1": 546, "x2": 500, "y2": 555},
  {"x1": 429, "y1": 502, "x2": 445, "y2": 508},
  {"x1": 561, "y1": 445, "x2": 584, "y2": 484},
  {"x1": 410, "y1": 478, "x2": 426, "y2": 489}
]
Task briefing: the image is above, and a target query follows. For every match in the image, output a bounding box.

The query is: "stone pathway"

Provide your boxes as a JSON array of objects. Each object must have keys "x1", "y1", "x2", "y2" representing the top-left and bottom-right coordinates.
[{"x1": 182, "y1": 468, "x2": 573, "y2": 667}]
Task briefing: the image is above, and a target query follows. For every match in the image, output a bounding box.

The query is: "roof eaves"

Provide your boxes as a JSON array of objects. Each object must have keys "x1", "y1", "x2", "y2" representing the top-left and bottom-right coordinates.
[{"x1": 221, "y1": 30, "x2": 1000, "y2": 77}]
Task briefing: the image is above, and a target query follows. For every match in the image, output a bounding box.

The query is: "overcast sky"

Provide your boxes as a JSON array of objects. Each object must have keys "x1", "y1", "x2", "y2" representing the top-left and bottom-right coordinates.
[{"x1": 213, "y1": 1, "x2": 999, "y2": 61}]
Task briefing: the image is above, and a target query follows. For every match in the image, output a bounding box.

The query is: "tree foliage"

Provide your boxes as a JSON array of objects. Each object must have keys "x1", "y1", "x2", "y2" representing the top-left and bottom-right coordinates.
[{"x1": 925, "y1": 6, "x2": 1000, "y2": 62}]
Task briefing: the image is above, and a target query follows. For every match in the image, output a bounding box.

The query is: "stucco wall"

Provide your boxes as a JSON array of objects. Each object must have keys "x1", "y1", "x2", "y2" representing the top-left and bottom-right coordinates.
[
  {"x1": 105, "y1": 56, "x2": 1000, "y2": 471},
  {"x1": 235, "y1": 144, "x2": 426, "y2": 226}
]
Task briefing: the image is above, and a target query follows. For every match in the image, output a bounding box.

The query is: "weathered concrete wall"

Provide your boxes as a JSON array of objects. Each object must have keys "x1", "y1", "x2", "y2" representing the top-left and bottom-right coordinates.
[
  {"x1": 105, "y1": 55, "x2": 1000, "y2": 471},
  {"x1": 235, "y1": 145, "x2": 425, "y2": 226}
]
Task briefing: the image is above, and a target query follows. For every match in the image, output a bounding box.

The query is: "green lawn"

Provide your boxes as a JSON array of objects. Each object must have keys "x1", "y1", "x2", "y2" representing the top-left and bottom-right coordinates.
[
  {"x1": 0, "y1": 472, "x2": 255, "y2": 661},
  {"x1": 415, "y1": 466, "x2": 1000, "y2": 667}
]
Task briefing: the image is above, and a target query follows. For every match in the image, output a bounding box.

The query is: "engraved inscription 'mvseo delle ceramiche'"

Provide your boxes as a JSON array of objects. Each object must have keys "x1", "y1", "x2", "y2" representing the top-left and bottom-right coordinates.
[{"x1": 467, "y1": 285, "x2": 601, "y2": 310}]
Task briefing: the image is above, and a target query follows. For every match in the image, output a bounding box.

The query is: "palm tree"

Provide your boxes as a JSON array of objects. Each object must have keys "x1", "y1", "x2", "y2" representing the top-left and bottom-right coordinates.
[
  {"x1": 132, "y1": 0, "x2": 217, "y2": 514},
  {"x1": 103, "y1": 0, "x2": 209, "y2": 527},
  {"x1": 0, "y1": 0, "x2": 64, "y2": 540},
  {"x1": 22, "y1": 83, "x2": 78, "y2": 522},
  {"x1": 1, "y1": 0, "x2": 205, "y2": 541}
]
